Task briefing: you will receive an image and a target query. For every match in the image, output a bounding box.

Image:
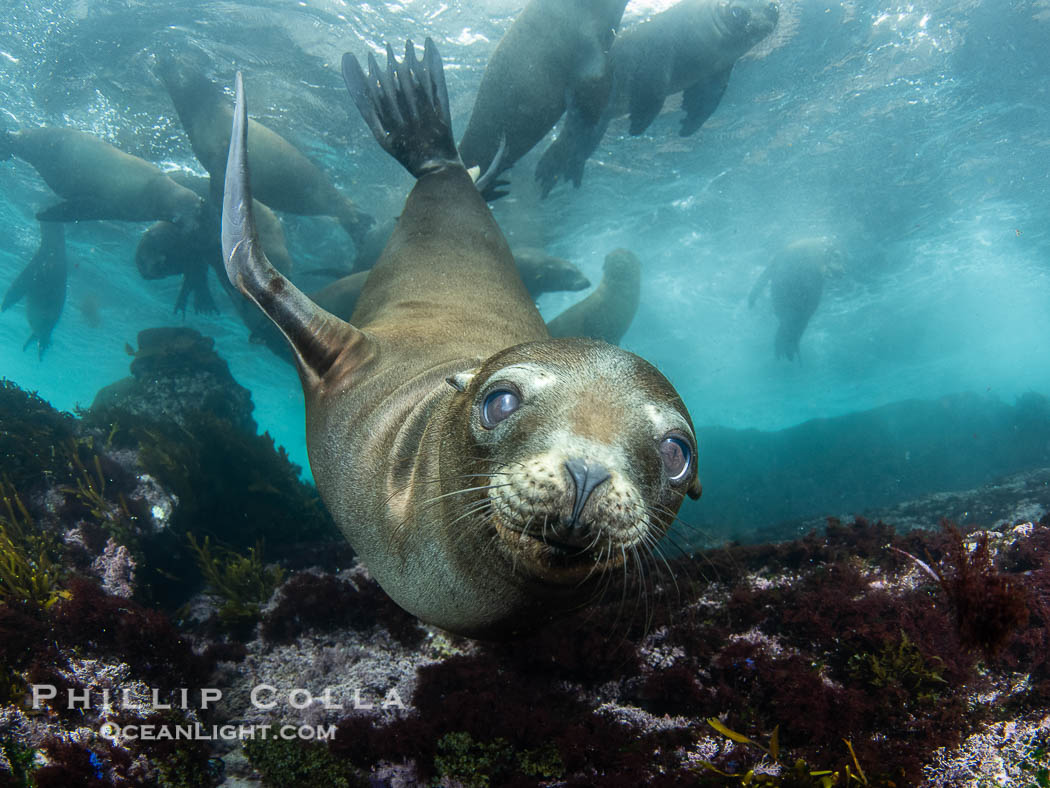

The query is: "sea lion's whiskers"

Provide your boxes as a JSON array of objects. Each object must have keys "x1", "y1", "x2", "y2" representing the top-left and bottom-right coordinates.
[
  {"x1": 447, "y1": 501, "x2": 494, "y2": 529},
  {"x1": 577, "y1": 536, "x2": 610, "y2": 586},
  {"x1": 394, "y1": 487, "x2": 503, "y2": 544},
  {"x1": 638, "y1": 515, "x2": 679, "y2": 594},
  {"x1": 417, "y1": 482, "x2": 511, "y2": 509}
]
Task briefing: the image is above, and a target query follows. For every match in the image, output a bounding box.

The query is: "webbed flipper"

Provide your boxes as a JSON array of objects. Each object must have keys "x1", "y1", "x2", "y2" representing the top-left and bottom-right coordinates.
[
  {"x1": 341, "y1": 39, "x2": 460, "y2": 179},
  {"x1": 679, "y1": 66, "x2": 732, "y2": 137},
  {"x1": 222, "y1": 72, "x2": 371, "y2": 388}
]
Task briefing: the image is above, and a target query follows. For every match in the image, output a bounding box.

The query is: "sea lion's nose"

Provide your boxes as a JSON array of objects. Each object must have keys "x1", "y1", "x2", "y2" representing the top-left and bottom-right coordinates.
[{"x1": 564, "y1": 458, "x2": 611, "y2": 526}]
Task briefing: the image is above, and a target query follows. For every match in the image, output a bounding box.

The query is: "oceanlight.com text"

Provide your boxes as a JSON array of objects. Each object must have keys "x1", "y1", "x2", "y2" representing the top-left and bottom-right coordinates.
[{"x1": 98, "y1": 722, "x2": 337, "y2": 742}]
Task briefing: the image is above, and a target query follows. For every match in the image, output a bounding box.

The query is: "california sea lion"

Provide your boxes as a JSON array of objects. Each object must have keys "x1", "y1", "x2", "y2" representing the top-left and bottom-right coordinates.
[
  {"x1": 2, "y1": 222, "x2": 67, "y2": 358},
  {"x1": 748, "y1": 237, "x2": 839, "y2": 361},
  {"x1": 536, "y1": 0, "x2": 778, "y2": 196},
  {"x1": 547, "y1": 248, "x2": 641, "y2": 346},
  {"x1": 457, "y1": 0, "x2": 629, "y2": 189},
  {"x1": 0, "y1": 127, "x2": 204, "y2": 226},
  {"x1": 137, "y1": 188, "x2": 293, "y2": 314},
  {"x1": 155, "y1": 52, "x2": 373, "y2": 245},
  {"x1": 222, "y1": 40, "x2": 700, "y2": 638}
]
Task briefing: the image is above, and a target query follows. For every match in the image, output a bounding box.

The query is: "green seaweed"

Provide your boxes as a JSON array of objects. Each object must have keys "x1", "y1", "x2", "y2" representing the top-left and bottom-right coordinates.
[
  {"x1": 0, "y1": 380, "x2": 79, "y2": 493},
  {"x1": 0, "y1": 737, "x2": 37, "y2": 787},
  {"x1": 847, "y1": 630, "x2": 947, "y2": 705},
  {"x1": 187, "y1": 534, "x2": 284, "y2": 626},
  {"x1": 0, "y1": 481, "x2": 67, "y2": 609},
  {"x1": 1019, "y1": 743, "x2": 1050, "y2": 788},
  {"x1": 699, "y1": 718, "x2": 870, "y2": 786},
  {"x1": 434, "y1": 731, "x2": 564, "y2": 787},
  {"x1": 243, "y1": 737, "x2": 362, "y2": 788}
]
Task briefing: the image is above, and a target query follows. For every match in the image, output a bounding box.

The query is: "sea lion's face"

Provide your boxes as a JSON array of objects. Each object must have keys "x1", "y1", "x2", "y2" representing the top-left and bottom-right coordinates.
[
  {"x1": 540, "y1": 259, "x2": 590, "y2": 293},
  {"x1": 450, "y1": 339, "x2": 700, "y2": 585},
  {"x1": 135, "y1": 222, "x2": 185, "y2": 280},
  {"x1": 715, "y1": 0, "x2": 779, "y2": 48}
]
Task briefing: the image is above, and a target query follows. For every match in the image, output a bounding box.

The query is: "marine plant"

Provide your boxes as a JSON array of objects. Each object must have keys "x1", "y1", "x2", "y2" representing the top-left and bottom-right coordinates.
[
  {"x1": 0, "y1": 481, "x2": 67, "y2": 609},
  {"x1": 433, "y1": 731, "x2": 564, "y2": 787},
  {"x1": 936, "y1": 521, "x2": 1030, "y2": 658},
  {"x1": 0, "y1": 380, "x2": 79, "y2": 493},
  {"x1": 243, "y1": 737, "x2": 362, "y2": 788},
  {"x1": 698, "y1": 718, "x2": 869, "y2": 786},
  {"x1": 846, "y1": 630, "x2": 947, "y2": 705},
  {"x1": 0, "y1": 737, "x2": 37, "y2": 788},
  {"x1": 260, "y1": 570, "x2": 424, "y2": 647},
  {"x1": 187, "y1": 533, "x2": 284, "y2": 626}
]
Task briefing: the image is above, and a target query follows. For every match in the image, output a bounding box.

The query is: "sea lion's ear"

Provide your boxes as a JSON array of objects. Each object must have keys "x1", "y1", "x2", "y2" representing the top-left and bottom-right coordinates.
[
  {"x1": 446, "y1": 372, "x2": 476, "y2": 392},
  {"x1": 222, "y1": 72, "x2": 372, "y2": 389},
  {"x1": 687, "y1": 478, "x2": 702, "y2": 500}
]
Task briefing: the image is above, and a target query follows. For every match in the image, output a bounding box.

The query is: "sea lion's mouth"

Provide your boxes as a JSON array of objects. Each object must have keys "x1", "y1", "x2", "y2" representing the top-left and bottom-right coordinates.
[{"x1": 491, "y1": 513, "x2": 607, "y2": 568}]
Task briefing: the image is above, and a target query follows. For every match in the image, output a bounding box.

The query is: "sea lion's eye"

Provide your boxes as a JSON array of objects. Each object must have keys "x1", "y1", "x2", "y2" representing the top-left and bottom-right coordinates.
[
  {"x1": 481, "y1": 388, "x2": 521, "y2": 428},
  {"x1": 659, "y1": 435, "x2": 692, "y2": 483},
  {"x1": 730, "y1": 6, "x2": 750, "y2": 26}
]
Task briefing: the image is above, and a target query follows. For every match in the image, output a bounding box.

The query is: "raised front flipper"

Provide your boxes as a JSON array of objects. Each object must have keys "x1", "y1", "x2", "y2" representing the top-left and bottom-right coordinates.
[
  {"x1": 626, "y1": 51, "x2": 672, "y2": 135},
  {"x1": 222, "y1": 72, "x2": 371, "y2": 388},
  {"x1": 679, "y1": 66, "x2": 732, "y2": 137},
  {"x1": 342, "y1": 39, "x2": 459, "y2": 179},
  {"x1": 535, "y1": 94, "x2": 612, "y2": 198}
]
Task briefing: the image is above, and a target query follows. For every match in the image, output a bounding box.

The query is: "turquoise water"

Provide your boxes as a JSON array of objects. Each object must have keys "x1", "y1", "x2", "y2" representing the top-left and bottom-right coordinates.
[{"x1": 1, "y1": 0, "x2": 1048, "y2": 533}]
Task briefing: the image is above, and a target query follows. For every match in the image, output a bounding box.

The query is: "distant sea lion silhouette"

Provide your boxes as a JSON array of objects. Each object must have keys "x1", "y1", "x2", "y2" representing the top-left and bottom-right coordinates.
[
  {"x1": 137, "y1": 188, "x2": 293, "y2": 314},
  {"x1": 155, "y1": 51, "x2": 373, "y2": 245},
  {"x1": 749, "y1": 237, "x2": 838, "y2": 361},
  {"x1": 547, "y1": 248, "x2": 641, "y2": 345},
  {"x1": 536, "y1": 0, "x2": 778, "y2": 196},
  {"x1": 458, "y1": 0, "x2": 630, "y2": 193},
  {"x1": 222, "y1": 40, "x2": 700, "y2": 637},
  {"x1": 2, "y1": 222, "x2": 67, "y2": 358},
  {"x1": 0, "y1": 127, "x2": 204, "y2": 227}
]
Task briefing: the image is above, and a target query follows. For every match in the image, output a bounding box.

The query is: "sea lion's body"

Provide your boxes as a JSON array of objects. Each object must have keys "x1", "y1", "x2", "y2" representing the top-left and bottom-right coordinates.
[
  {"x1": 536, "y1": 0, "x2": 778, "y2": 195},
  {"x1": 0, "y1": 127, "x2": 203, "y2": 225},
  {"x1": 749, "y1": 237, "x2": 835, "y2": 361},
  {"x1": 320, "y1": 246, "x2": 588, "y2": 322},
  {"x1": 547, "y1": 248, "x2": 640, "y2": 345},
  {"x1": 2, "y1": 222, "x2": 67, "y2": 358},
  {"x1": 156, "y1": 53, "x2": 372, "y2": 243},
  {"x1": 223, "y1": 42, "x2": 699, "y2": 637},
  {"x1": 458, "y1": 0, "x2": 629, "y2": 183}
]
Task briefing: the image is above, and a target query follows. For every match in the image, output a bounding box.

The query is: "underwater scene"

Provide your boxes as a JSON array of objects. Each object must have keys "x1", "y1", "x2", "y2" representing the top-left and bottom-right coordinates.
[{"x1": 1, "y1": 0, "x2": 1049, "y2": 785}]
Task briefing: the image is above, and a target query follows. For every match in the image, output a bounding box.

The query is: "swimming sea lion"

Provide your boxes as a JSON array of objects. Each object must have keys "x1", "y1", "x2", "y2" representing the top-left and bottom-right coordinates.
[
  {"x1": 137, "y1": 189, "x2": 293, "y2": 314},
  {"x1": 536, "y1": 0, "x2": 778, "y2": 196},
  {"x1": 749, "y1": 237, "x2": 838, "y2": 361},
  {"x1": 222, "y1": 40, "x2": 700, "y2": 638},
  {"x1": 155, "y1": 51, "x2": 373, "y2": 245},
  {"x1": 0, "y1": 127, "x2": 204, "y2": 227},
  {"x1": 457, "y1": 0, "x2": 629, "y2": 191},
  {"x1": 511, "y1": 247, "x2": 591, "y2": 298},
  {"x1": 547, "y1": 248, "x2": 640, "y2": 346},
  {"x1": 2, "y1": 222, "x2": 67, "y2": 358}
]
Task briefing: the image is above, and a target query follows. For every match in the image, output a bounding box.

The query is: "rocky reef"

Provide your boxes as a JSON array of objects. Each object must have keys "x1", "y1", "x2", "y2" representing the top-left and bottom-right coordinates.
[{"x1": 1, "y1": 328, "x2": 1048, "y2": 787}]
